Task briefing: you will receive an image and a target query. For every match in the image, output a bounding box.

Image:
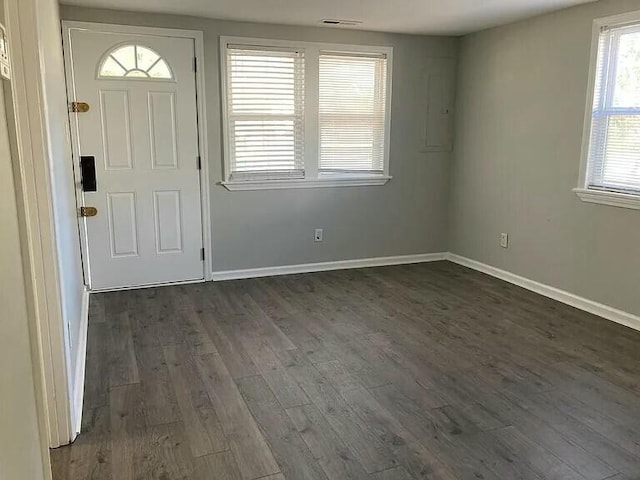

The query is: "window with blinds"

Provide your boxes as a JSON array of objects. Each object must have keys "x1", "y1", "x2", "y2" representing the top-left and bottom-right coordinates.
[
  {"x1": 587, "y1": 23, "x2": 640, "y2": 195},
  {"x1": 226, "y1": 45, "x2": 305, "y2": 180},
  {"x1": 319, "y1": 52, "x2": 388, "y2": 173},
  {"x1": 221, "y1": 38, "x2": 393, "y2": 188}
]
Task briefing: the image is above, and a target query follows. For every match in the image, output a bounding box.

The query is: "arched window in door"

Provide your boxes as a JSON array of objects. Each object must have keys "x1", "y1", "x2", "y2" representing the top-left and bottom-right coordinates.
[{"x1": 98, "y1": 44, "x2": 173, "y2": 80}]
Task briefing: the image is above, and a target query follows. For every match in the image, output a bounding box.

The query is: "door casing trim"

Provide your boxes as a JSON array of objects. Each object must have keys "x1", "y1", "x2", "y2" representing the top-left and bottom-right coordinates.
[
  {"x1": 61, "y1": 20, "x2": 213, "y2": 288},
  {"x1": 6, "y1": 0, "x2": 74, "y2": 452}
]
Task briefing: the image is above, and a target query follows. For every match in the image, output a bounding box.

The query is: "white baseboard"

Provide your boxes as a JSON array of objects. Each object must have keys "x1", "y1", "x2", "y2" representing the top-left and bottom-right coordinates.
[
  {"x1": 212, "y1": 251, "x2": 640, "y2": 332},
  {"x1": 447, "y1": 253, "x2": 640, "y2": 333},
  {"x1": 212, "y1": 252, "x2": 448, "y2": 281},
  {"x1": 71, "y1": 288, "x2": 90, "y2": 439}
]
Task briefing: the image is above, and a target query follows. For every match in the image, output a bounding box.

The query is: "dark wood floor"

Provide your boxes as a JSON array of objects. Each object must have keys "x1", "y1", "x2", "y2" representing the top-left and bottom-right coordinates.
[{"x1": 50, "y1": 261, "x2": 640, "y2": 480}]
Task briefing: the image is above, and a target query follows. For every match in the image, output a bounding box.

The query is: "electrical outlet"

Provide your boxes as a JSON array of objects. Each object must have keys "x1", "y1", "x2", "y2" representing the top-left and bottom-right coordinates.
[
  {"x1": 500, "y1": 233, "x2": 509, "y2": 248},
  {"x1": 314, "y1": 228, "x2": 323, "y2": 242}
]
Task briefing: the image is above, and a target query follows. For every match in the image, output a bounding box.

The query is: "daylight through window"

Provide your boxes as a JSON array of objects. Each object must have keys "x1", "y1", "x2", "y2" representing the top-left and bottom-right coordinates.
[
  {"x1": 99, "y1": 44, "x2": 173, "y2": 79},
  {"x1": 221, "y1": 38, "x2": 393, "y2": 188},
  {"x1": 586, "y1": 23, "x2": 640, "y2": 195}
]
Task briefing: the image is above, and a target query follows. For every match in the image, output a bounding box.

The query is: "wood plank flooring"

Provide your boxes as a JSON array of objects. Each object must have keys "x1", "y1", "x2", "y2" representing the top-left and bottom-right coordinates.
[{"x1": 50, "y1": 261, "x2": 640, "y2": 480}]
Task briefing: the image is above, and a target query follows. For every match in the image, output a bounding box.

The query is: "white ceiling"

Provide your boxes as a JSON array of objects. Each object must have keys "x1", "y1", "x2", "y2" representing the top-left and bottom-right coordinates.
[{"x1": 60, "y1": 0, "x2": 597, "y2": 35}]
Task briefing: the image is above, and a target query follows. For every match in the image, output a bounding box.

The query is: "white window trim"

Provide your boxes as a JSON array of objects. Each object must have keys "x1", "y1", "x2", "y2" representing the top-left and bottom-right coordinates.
[
  {"x1": 220, "y1": 36, "x2": 393, "y2": 191},
  {"x1": 576, "y1": 10, "x2": 640, "y2": 210},
  {"x1": 574, "y1": 187, "x2": 640, "y2": 210}
]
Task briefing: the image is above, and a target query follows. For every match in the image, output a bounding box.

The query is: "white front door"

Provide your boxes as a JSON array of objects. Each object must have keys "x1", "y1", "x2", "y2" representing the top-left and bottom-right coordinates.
[{"x1": 67, "y1": 28, "x2": 204, "y2": 290}]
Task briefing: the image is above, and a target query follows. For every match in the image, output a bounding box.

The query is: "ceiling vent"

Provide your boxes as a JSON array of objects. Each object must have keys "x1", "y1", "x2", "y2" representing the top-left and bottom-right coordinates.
[{"x1": 321, "y1": 19, "x2": 362, "y2": 26}]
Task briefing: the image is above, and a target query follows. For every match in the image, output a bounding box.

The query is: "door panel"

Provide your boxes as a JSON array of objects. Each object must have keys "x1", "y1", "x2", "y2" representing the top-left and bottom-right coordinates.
[
  {"x1": 69, "y1": 29, "x2": 204, "y2": 290},
  {"x1": 106, "y1": 192, "x2": 139, "y2": 257},
  {"x1": 148, "y1": 91, "x2": 179, "y2": 169},
  {"x1": 153, "y1": 190, "x2": 183, "y2": 254},
  {"x1": 99, "y1": 89, "x2": 134, "y2": 170}
]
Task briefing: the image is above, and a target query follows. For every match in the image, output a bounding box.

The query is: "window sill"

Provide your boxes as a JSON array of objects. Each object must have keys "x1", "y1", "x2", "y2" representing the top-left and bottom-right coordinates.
[
  {"x1": 573, "y1": 188, "x2": 640, "y2": 210},
  {"x1": 221, "y1": 175, "x2": 392, "y2": 191}
]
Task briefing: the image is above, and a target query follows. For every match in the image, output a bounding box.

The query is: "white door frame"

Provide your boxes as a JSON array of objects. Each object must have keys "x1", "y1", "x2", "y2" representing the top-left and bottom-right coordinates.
[
  {"x1": 62, "y1": 21, "x2": 213, "y2": 288},
  {"x1": 5, "y1": 0, "x2": 73, "y2": 452}
]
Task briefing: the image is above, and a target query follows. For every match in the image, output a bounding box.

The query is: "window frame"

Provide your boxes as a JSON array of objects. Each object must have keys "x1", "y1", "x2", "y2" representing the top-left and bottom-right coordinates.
[
  {"x1": 96, "y1": 42, "x2": 175, "y2": 81},
  {"x1": 220, "y1": 36, "x2": 393, "y2": 191},
  {"x1": 576, "y1": 11, "x2": 640, "y2": 210}
]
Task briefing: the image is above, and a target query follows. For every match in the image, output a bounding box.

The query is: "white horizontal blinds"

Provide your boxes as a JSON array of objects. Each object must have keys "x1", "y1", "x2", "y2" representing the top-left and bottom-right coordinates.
[
  {"x1": 226, "y1": 45, "x2": 305, "y2": 180},
  {"x1": 588, "y1": 25, "x2": 640, "y2": 193},
  {"x1": 318, "y1": 51, "x2": 388, "y2": 173}
]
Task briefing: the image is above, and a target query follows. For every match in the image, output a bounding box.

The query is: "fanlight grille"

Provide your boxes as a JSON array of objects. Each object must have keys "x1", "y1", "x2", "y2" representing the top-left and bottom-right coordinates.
[{"x1": 99, "y1": 44, "x2": 173, "y2": 80}]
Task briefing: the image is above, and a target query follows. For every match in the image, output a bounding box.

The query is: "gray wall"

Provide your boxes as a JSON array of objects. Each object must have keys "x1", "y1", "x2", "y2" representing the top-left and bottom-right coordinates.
[
  {"x1": 0, "y1": 27, "x2": 49, "y2": 480},
  {"x1": 450, "y1": 0, "x2": 640, "y2": 316},
  {"x1": 60, "y1": 6, "x2": 458, "y2": 271}
]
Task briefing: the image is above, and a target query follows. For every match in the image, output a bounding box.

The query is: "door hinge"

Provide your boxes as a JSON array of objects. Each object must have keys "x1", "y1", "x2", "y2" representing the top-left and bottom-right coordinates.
[
  {"x1": 197, "y1": 156, "x2": 202, "y2": 170},
  {"x1": 200, "y1": 248, "x2": 205, "y2": 261},
  {"x1": 193, "y1": 57, "x2": 197, "y2": 72},
  {"x1": 70, "y1": 101, "x2": 90, "y2": 113},
  {"x1": 79, "y1": 206, "x2": 98, "y2": 217}
]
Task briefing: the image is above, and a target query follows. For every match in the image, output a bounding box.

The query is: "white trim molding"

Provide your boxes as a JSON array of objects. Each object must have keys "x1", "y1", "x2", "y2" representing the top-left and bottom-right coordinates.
[
  {"x1": 213, "y1": 252, "x2": 639, "y2": 333},
  {"x1": 222, "y1": 175, "x2": 392, "y2": 191},
  {"x1": 6, "y1": 0, "x2": 74, "y2": 450},
  {"x1": 212, "y1": 252, "x2": 447, "y2": 281},
  {"x1": 574, "y1": 188, "x2": 640, "y2": 210},
  {"x1": 71, "y1": 289, "x2": 90, "y2": 437},
  {"x1": 447, "y1": 253, "x2": 640, "y2": 333}
]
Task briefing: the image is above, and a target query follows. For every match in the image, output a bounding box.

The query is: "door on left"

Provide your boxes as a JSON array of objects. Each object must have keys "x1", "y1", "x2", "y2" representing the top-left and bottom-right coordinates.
[{"x1": 66, "y1": 26, "x2": 205, "y2": 290}]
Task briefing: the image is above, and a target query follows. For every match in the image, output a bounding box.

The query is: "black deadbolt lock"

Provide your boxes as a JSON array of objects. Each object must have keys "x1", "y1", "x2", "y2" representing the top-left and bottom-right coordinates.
[{"x1": 80, "y1": 156, "x2": 97, "y2": 192}]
